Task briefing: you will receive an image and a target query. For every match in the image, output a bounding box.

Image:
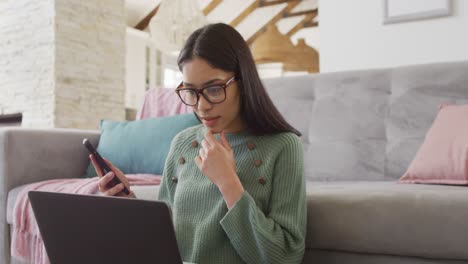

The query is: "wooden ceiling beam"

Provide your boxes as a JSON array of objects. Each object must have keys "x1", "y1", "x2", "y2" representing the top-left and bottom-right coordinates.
[
  {"x1": 304, "y1": 21, "x2": 318, "y2": 28},
  {"x1": 203, "y1": 0, "x2": 223, "y2": 15},
  {"x1": 286, "y1": 12, "x2": 317, "y2": 37},
  {"x1": 134, "y1": 0, "x2": 222, "y2": 31},
  {"x1": 284, "y1": 9, "x2": 317, "y2": 18},
  {"x1": 135, "y1": 5, "x2": 160, "y2": 30},
  {"x1": 247, "y1": 1, "x2": 301, "y2": 45},
  {"x1": 230, "y1": 0, "x2": 301, "y2": 27},
  {"x1": 259, "y1": 0, "x2": 300, "y2": 7},
  {"x1": 230, "y1": 0, "x2": 262, "y2": 27}
]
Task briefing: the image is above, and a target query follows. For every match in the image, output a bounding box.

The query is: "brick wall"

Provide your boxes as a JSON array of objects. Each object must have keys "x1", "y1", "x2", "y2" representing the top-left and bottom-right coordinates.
[
  {"x1": 0, "y1": 0, "x2": 56, "y2": 128},
  {"x1": 0, "y1": 0, "x2": 126, "y2": 129}
]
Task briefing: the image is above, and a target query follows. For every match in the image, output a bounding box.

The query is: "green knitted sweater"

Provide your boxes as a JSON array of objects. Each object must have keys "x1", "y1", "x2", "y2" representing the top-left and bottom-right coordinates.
[{"x1": 158, "y1": 124, "x2": 306, "y2": 264}]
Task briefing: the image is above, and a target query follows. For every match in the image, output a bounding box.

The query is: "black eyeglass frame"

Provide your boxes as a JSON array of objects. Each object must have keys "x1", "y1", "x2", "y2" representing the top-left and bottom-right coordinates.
[{"x1": 175, "y1": 76, "x2": 236, "y2": 106}]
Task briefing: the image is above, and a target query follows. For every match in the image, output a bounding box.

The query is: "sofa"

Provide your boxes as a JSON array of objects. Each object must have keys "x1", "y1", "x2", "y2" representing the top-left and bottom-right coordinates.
[{"x1": 2, "y1": 61, "x2": 468, "y2": 264}]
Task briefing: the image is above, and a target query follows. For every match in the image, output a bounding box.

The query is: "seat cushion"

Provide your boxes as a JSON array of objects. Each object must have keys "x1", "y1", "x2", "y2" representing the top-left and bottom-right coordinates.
[
  {"x1": 8, "y1": 181, "x2": 468, "y2": 261},
  {"x1": 6, "y1": 184, "x2": 160, "y2": 224},
  {"x1": 6, "y1": 184, "x2": 25, "y2": 225},
  {"x1": 305, "y1": 181, "x2": 468, "y2": 261},
  {"x1": 303, "y1": 249, "x2": 468, "y2": 264}
]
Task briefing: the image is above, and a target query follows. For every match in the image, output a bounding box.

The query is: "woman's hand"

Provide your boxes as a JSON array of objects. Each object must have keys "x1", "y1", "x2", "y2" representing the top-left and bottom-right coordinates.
[
  {"x1": 194, "y1": 131, "x2": 244, "y2": 208},
  {"x1": 90, "y1": 155, "x2": 135, "y2": 198}
]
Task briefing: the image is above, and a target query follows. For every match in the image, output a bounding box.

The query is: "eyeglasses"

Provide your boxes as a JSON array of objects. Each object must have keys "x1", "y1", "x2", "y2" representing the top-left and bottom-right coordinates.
[{"x1": 175, "y1": 76, "x2": 236, "y2": 106}]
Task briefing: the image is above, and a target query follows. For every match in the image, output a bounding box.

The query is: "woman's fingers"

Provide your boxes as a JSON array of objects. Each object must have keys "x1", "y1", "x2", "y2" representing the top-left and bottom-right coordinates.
[
  {"x1": 204, "y1": 131, "x2": 217, "y2": 146},
  {"x1": 102, "y1": 158, "x2": 130, "y2": 188},
  {"x1": 104, "y1": 183, "x2": 125, "y2": 196},
  {"x1": 201, "y1": 139, "x2": 211, "y2": 149},
  {"x1": 98, "y1": 171, "x2": 115, "y2": 191},
  {"x1": 91, "y1": 157, "x2": 133, "y2": 197},
  {"x1": 194, "y1": 155, "x2": 202, "y2": 169},
  {"x1": 98, "y1": 172, "x2": 134, "y2": 197},
  {"x1": 199, "y1": 148, "x2": 207, "y2": 160},
  {"x1": 89, "y1": 154, "x2": 104, "y2": 177}
]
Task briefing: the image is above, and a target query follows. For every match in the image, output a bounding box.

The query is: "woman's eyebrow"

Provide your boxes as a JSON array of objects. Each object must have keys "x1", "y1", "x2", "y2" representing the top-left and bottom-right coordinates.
[{"x1": 183, "y1": 78, "x2": 223, "y2": 87}]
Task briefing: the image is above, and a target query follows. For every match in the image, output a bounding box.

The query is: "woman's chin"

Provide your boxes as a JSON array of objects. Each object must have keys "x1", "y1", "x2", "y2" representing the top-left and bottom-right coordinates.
[
  {"x1": 206, "y1": 127, "x2": 222, "y2": 134},
  {"x1": 204, "y1": 123, "x2": 225, "y2": 134}
]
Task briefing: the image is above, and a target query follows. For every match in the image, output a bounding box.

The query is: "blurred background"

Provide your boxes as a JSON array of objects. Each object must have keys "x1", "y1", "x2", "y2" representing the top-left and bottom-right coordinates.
[{"x1": 1, "y1": 0, "x2": 467, "y2": 129}]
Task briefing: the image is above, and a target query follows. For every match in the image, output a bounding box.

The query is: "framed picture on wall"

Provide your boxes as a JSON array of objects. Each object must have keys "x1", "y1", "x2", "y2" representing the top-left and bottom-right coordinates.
[{"x1": 383, "y1": 0, "x2": 452, "y2": 24}]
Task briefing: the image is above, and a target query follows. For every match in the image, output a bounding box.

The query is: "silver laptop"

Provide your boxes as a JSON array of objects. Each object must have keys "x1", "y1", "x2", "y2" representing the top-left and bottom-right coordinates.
[{"x1": 28, "y1": 191, "x2": 186, "y2": 264}]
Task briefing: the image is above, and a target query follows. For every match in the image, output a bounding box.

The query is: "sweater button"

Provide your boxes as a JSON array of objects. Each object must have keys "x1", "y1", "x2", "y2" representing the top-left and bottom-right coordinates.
[
  {"x1": 259, "y1": 177, "x2": 266, "y2": 185},
  {"x1": 254, "y1": 159, "x2": 262, "y2": 167},
  {"x1": 192, "y1": 140, "x2": 199, "y2": 148},
  {"x1": 172, "y1": 177, "x2": 178, "y2": 183},
  {"x1": 179, "y1": 157, "x2": 186, "y2": 164},
  {"x1": 247, "y1": 142, "x2": 255, "y2": 150}
]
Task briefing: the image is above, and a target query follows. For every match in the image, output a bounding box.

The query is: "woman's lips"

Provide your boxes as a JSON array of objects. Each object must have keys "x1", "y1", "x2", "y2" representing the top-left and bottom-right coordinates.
[{"x1": 202, "y1": 116, "x2": 220, "y2": 127}]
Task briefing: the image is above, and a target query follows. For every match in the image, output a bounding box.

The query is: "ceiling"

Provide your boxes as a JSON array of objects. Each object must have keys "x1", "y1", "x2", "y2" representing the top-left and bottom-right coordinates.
[{"x1": 125, "y1": 0, "x2": 319, "y2": 47}]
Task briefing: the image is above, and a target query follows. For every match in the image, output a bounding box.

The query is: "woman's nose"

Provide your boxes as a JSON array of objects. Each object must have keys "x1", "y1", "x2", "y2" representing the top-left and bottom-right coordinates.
[{"x1": 197, "y1": 95, "x2": 212, "y2": 111}]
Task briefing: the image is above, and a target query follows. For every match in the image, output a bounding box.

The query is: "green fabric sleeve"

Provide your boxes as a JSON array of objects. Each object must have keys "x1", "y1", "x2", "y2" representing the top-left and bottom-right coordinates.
[
  {"x1": 220, "y1": 135, "x2": 306, "y2": 264},
  {"x1": 157, "y1": 132, "x2": 181, "y2": 209}
]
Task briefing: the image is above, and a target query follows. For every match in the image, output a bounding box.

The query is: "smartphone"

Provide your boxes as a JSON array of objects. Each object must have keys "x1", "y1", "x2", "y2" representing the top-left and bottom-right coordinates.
[{"x1": 83, "y1": 138, "x2": 130, "y2": 195}]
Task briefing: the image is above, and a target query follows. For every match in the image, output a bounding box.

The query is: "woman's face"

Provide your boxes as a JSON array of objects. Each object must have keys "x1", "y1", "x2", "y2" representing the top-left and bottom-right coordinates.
[{"x1": 181, "y1": 57, "x2": 245, "y2": 134}]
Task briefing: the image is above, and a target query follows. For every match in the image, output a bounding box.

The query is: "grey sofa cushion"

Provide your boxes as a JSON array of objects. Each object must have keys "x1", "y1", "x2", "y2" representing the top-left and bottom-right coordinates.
[
  {"x1": 307, "y1": 71, "x2": 391, "y2": 181},
  {"x1": 264, "y1": 61, "x2": 468, "y2": 181},
  {"x1": 265, "y1": 75, "x2": 316, "y2": 144},
  {"x1": 264, "y1": 70, "x2": 391, "y2": 181},
  {"x1": 385, "y1": 62, "x2": 468, "y2": 180},
  {"x1": 306, "y1": 181, "x2": 468, "y2": 260},
  {"x1": 303, "y1": 249, "x2": 468, "y2": 264}
]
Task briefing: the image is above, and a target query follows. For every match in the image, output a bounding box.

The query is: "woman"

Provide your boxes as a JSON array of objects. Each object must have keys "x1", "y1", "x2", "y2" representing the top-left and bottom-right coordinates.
[{"x1": 92, "y1": 23, "x2": 306, "y2": 264}]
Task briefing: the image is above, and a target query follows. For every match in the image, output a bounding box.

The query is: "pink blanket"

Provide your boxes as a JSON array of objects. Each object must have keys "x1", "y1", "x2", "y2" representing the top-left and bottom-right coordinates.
[
  {"x1": 11, "y1": 174, "x2": 161, "y2": 264},
  {"x1": 136, "y1": 88, "x2": 191, "y2": 119}
]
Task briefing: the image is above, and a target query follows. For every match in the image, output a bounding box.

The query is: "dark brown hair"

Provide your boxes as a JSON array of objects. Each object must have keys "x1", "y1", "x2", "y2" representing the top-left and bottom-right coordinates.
[{"x1": 177, "y1": 23, "x2": 301, "y2": 137}]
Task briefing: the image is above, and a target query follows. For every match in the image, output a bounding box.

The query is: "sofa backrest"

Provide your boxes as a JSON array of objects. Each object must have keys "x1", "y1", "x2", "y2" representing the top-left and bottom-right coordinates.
[{"x1": 263, "y1": 61, "x2": 468, "y2": 181}]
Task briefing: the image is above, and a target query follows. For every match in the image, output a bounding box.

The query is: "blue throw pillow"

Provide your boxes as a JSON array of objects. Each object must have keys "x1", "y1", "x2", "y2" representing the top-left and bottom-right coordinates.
[{"x1": 85, "y1": 113, "x2": 199, "y2": 177}]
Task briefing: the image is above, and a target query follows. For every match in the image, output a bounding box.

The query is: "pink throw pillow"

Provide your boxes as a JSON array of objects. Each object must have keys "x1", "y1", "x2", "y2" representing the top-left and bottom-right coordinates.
[{"x1": 399, "y1": 104, "x2": 468, "y2": 185}]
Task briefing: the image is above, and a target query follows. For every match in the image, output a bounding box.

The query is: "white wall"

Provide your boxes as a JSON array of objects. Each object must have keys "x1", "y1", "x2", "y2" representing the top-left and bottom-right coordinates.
[
  {"x1": 1, "y1": 0, "x2": 126, "y2": 129},
  {"x1": 126, "y1": 28, "x2": 149, "y2": 109},
  {"x1": 320, "y1": 0, "x2": 468, "y2": 72},
  {"x1": 125, "y1": 27, "x2": 185, "y2": 110}
]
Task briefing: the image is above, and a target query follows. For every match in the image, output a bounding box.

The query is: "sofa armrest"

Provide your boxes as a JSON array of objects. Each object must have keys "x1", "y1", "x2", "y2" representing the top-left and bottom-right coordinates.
[
  {"x1": 0, "y1": 127, "x2": 100, "y2": 263},
  {"x1": 0, "y1": 127, "x2": 100, "y2": 191}
]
